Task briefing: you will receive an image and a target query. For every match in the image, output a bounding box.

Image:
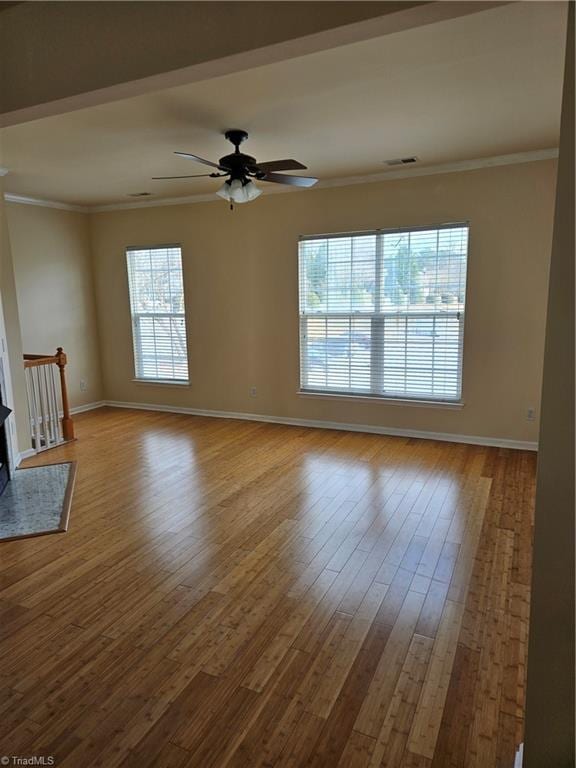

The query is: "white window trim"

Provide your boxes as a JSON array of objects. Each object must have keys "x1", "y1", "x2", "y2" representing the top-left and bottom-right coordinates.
[
  {"x1": 298, "y1": 222, "x2": 469, "y2": 404},
  {"x1": 132, "y1": 378, "x2": 190, "y2": 387},
  {"x1": 297, "y1": 390, "x2": 464, "y2": 409},
  {"x1": 126, "y1": 243, "x2": 190, "y2": 384}
]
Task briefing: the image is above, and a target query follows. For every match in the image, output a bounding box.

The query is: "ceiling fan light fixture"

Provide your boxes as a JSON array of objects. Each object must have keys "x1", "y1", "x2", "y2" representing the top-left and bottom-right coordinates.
[
  {"x1": 243, "y1": 179, "x2": 262, "y2": 202},
  {"x1": 165, "y1": 131, "x2": 317, "y2": 205},
  {"x1": 215, "y1": 181, "x2": 232, "y2": 202},
  {"x1": 216, "y1": 178, "x2": 262, "y2": 204}
]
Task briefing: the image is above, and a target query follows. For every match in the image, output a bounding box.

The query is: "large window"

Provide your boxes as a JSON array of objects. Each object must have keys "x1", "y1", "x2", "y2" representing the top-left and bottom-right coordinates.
[
  {"x1": 298, "y1": 223, "x2": 469, "y2": 402},
  {"x1": 126, "y1": 245, "x2": 189, "y2": 382}
]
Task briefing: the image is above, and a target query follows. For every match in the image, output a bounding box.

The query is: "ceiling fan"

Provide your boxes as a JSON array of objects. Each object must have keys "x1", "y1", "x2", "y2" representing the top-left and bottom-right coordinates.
[{"x1": 152, "y1": 129, "x2": 318, "y2": 206}]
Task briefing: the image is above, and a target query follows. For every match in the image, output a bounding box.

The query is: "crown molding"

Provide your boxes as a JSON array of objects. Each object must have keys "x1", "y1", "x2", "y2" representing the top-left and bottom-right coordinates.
[
  {"x1": 85, "y1": 148, "x2": 562, "y2": 213},
  {"x1": 317, "y1": 148, "x2": 560, "y2": 189},
  {"x1": 90, "y1": 190, "x2": 224, "y2": 213},
  {"x1": 3, "y1": 193, "x2": 85, "y2": 212},
  {"x1": 3, "y1": 148, "x2": 559, "y2": 214}
]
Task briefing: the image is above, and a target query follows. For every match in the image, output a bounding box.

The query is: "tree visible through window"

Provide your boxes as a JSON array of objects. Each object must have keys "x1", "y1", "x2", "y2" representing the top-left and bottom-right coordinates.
[
  {"x1": 298, "y1": 224, "x2": 469, "y2": 401},
  {"x1": 126, "y1": 245, "x2": 189, "y2": 382}
]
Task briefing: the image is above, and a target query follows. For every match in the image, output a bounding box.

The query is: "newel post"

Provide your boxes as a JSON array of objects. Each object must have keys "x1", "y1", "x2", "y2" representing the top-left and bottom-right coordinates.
[{"x1": 55, "y1": 347, "x2": 74, "y2": 441}]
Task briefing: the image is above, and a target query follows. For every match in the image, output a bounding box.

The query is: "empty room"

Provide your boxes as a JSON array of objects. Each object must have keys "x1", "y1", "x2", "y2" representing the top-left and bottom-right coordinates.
[{"x1": 0, "y1": 2, "x2": 573, "y2": 767}]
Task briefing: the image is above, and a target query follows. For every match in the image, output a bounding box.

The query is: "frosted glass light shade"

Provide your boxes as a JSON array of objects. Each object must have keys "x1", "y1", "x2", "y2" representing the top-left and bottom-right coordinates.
[{"x1": 216, "y1": 178, "x2": 262, "y2": 204}]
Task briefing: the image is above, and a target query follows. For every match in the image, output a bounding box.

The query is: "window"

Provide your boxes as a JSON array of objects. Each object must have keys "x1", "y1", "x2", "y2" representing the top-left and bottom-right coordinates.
[
  {"x1": 298, "y1": 223, "x2": 469, "y2": 402},
  {"x1": 126, "y1": 245, "x2": 189, "y2": 382}
]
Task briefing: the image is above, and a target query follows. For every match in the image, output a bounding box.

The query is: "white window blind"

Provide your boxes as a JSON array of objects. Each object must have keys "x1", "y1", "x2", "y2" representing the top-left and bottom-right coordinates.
[
  {"x1": 299, "y1": 223, "x2": 469, "y2": 402},
  {"x1": 126, "y1": 245, "x2": 189, "y2": 382}
]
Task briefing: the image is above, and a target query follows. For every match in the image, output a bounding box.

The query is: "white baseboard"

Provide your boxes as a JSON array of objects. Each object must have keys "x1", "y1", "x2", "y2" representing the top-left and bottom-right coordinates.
[
  {"x1": 15, "y1": 448, "x2": 37, "y2": 466},
  {"x1": 14, "y1": 402, "x2": 105, "y2": 465},
  {"x1": 103, "y1": 399, "x2": 538, "y2": 451},
  {"x1": 70, "y1": 400, "x2": 106, "y2": 415}
]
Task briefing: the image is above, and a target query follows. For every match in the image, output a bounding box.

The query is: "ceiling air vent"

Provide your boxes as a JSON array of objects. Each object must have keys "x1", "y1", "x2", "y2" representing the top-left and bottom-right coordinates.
[{"x1": 384, "y1": 157, "x2": 419, "y2": 166}]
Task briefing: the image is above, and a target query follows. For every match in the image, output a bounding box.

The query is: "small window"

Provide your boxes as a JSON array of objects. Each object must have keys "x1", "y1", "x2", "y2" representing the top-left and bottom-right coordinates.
[
  {"x1": 298, "y1": 223, "x2": 469, "y2": 402},
  {"x1": 126, "y1": 245, "x2": 189, "y2": 383}
]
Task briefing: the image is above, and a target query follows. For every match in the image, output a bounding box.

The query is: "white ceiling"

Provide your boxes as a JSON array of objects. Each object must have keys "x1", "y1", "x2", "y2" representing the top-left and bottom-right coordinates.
[{"x1": 0, "y1": 2, "x2": 567, "y2": 207}]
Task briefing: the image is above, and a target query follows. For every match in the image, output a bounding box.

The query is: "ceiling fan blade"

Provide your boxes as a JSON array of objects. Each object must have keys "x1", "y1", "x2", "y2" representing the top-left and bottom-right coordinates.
[
  {"x1": 262, "y1": 172, "x2": 318, "y2": 188},
  {"x1": 174, "y1": 151, "x2": 223, "y2": 169},
  {"x1": 152, "y1": 173, "x2": 218, "y2": 180},
  {"x1": 255, "y1": 159, "x2": 307, "y2": 173}
]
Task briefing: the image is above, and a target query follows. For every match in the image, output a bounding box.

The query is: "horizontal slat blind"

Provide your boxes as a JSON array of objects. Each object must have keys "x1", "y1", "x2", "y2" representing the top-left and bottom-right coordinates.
[
  {"x1": 299, "y1": 224, "x2": 468, "y2": 401},
  {"x1": 126, "y1": 245, "x2": 189, "y2": 382}
]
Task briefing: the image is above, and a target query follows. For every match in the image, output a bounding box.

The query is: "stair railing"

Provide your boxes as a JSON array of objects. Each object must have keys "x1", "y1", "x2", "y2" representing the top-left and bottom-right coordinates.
[{"x1": 23, "y1": 347, "x2": 75, "y2": 452}]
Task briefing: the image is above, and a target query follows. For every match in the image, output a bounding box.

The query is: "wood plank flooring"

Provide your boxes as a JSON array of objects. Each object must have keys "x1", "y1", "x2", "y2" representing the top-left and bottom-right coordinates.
[{"x1": 0, "y1": 407, "x2": 535, "y2": 767}]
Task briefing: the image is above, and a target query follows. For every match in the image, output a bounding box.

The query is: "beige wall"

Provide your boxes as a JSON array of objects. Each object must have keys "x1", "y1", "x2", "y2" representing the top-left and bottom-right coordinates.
[
  {"x1": 524, "y1": 4, "x2": 574, "y2": 764},
  {"x1": 6, "y1": 203, "x2": 103, "y2": 409},
  {"x1": 0, "y1": 179, "x2": 30, "y2": 453},
  {"x1": 0, "y1": 1, "x2": 422, "y2": 124},
  {"x1": 90, "y1": 159, "x2": 556, "y2": 445}
]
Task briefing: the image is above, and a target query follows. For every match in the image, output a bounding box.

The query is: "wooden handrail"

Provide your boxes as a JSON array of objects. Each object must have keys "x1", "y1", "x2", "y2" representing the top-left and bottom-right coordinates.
[
  {"x1": 24, "y1": 354, "x2": 59, "y2": 368},
  {"x1": 22, "y1": 347, "x2": 75, "y2": 442}
]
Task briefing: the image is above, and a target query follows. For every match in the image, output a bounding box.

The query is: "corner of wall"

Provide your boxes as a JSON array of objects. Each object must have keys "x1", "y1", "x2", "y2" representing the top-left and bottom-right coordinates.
[
  {"x1": 0, "y1": 180, "x2": 31, "y2": 453},
  {"x1": 86, "y1": 209, "x2": 107, "y2": 403}
]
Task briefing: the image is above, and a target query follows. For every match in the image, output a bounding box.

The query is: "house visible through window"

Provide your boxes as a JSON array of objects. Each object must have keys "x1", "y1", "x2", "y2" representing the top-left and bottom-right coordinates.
[
  {"x1": 298, "y1": 223, "x2": 469, "y2": 402},
  {"x1": 126, "y1": 245, "x2": 189, "y2": 382}
]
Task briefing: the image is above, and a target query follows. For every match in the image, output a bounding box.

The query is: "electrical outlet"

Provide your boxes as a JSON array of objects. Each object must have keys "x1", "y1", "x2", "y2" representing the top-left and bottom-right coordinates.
[
  {"x1": 526, "y1": 407, "x2": 535, "y2": 421},
  {"x1": 249, "y1": 387, "x2": 257, "y2": 398},
  {"x1": 80, "y1": 379, "x2": 87, "y2": 392}
]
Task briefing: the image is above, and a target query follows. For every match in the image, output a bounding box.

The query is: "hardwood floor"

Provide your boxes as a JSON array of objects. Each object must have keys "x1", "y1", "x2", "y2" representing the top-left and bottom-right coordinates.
[{"x1": 0, "y1": 407, "x2": 535, "y2": 767}]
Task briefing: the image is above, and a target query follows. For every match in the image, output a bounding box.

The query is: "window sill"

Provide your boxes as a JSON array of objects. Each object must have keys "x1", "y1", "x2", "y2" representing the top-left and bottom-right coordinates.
[
  {"x1": 132, "y1": 379, "x2": 190, "y2": 387},
  {"x1": 298, "y1": 391, "x2": 464, "y2": 409}
]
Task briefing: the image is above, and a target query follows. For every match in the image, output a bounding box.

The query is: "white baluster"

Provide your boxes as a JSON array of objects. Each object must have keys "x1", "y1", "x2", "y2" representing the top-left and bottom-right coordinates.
[
  {"x1": 24, "y1": 368, "x2": 35, "y2": 450},
  {"x1": 24, "y1": 353, "x2": 72, "y2": 452},
  {"x1": 50, "y1": 363, "x2": 61, "y2": 443},
  {"x1": 42, "y1": 364, "x2": 51, "y2": 447},
  {"x1": 30, "y1": 367, "x2": 41, "y2": 451}
]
